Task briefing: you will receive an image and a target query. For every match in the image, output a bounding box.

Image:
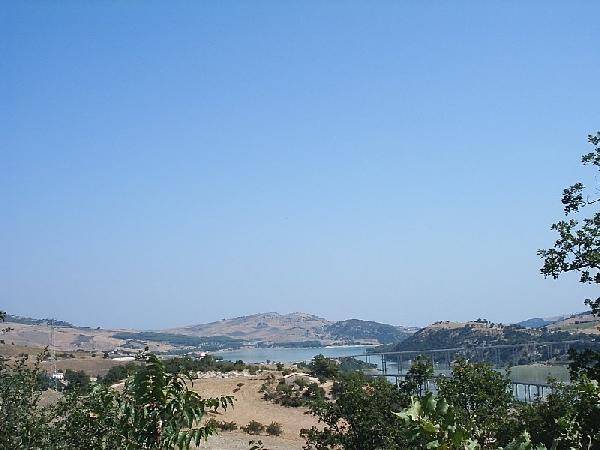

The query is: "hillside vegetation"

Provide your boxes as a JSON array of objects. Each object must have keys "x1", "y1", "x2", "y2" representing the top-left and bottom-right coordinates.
[{"x1": 324, "y1": 319, "x2": 413, "y2": 344}]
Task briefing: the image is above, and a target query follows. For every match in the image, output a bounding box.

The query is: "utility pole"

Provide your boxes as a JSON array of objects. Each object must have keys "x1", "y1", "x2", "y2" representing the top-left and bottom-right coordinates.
[{"x1": 50, "y1": 318, "x2": 58, "y2": 390}]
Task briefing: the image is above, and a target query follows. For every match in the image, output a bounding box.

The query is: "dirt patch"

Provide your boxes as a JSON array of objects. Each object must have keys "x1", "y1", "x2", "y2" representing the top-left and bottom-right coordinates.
[{"x1": 191, "y1": 372, "x2": 319, "y2": 449}]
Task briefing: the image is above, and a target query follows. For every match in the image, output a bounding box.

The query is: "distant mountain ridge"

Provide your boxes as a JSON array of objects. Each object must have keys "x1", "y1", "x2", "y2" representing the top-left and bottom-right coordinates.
[
  {"x1": 169, "y1": 312, "x2": 416, "y2": 345},
  {"x1": 5, "y1": 310, "x2": 597, "y2": 353},
  {"x1": 515, "y1": 314, "x2": 572, "y2": 329},
  {"x1": 381, "y1": 316, "x2": 599, "y2": 354},
  {"x1": 6, "y1": 314, "x2": 74, "y2": 328},
  {"x1": 515, "y1": 312, "x2": 599, "y2": 334}
]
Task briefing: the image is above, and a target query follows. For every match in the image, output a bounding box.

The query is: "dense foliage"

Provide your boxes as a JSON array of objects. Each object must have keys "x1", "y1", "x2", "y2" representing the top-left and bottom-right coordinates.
[
  {"x1": 324, "y1": 319, "x2": 411, "y2": 344},
  {"x1": 301, "y1": 373, "x2": 412, "y2": 450},
  {"x1": 260, "y1": 375, "x2": 326, "y2": 407},
  {"x1": 516, "y1": 377, "x2": 600, "y2": 449},
  {"x1": 302, "y1": 358, "x2": 600, "y2": 449},
  {"x1": 0, "y1": 327, "x2": 232, "y2": 450},
  {"x1": 163, "y1": 355, "x2": 259, "y2": 375},
  {"x1": 304, "y1": 354, "x2": 340, "y2": 381},
  {"x1": 538, "y1": 131, "x2": 600, "y2": 380},
  {"x1": 538, "y1": 132, "x2": 600, "y2": 314},
  {"x1": 437, "y1": 359, "x2": 514, "y2": 447}
]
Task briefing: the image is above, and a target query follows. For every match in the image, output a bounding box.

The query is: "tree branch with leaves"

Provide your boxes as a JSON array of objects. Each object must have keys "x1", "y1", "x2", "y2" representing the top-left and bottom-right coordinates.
[{"x1": 538, "y1": 131, "x2": 600, "y2": 315}]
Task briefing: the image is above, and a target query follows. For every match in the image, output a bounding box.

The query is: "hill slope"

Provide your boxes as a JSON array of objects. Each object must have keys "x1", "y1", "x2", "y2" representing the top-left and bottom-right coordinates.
[
  {"x1": 170, "y1": 313, "x2": 415, "y2": 345},
  {"x1": 170, "y1": 312, "x2": 330, "y2": 344},
  {"x1": 383, "y1": 318, "x2": 599, "y2": 353},
  {"x1": 324, "y1": 319, "x2": 414, "y2": 344}
]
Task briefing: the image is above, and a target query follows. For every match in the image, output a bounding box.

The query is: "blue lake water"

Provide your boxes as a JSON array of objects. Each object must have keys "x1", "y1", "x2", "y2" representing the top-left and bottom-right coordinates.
[
  {"x1": 215, "y1": 346, "x2": 569, "y2": 402},
  {"x1": 215, "y1": 347, "x2": 570, "y2": 386},
  {"x1": 214, "y1": 345, "x2": 370, "y2": 363}
]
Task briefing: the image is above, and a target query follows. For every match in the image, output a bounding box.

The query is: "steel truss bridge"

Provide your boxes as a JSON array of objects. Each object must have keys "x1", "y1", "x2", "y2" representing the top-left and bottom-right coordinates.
[{"x1": 333, "y1": 339, "x2": 600, "y2": 402}]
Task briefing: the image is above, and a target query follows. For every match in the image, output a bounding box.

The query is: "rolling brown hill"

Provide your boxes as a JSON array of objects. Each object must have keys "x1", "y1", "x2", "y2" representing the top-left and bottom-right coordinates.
[{"x1": 2, "y1": 312, "x2": 415, "y2": 353}]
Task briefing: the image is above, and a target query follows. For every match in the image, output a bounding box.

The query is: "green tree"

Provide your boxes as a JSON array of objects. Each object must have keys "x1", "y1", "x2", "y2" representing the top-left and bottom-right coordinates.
[
  {"x1": 308, "y1": 354, "x2": 339, "y2": 381},
  {"x1": 101, "y1": 362, "x2": 136, "y2": 385},
  {"x1": 64, "y1": 368, "x2": 91, "y2": 392},
  {"x1": 403, "y1": 354, "x2": 434, "y2": 397},
  {"x1": 538, "y1": 132, "x2": 600, "y2": 335},
  {"x1": 301, "y1": 373, "x2": 411, "y2": 449},
  {"x1": 516, "y1": 377, "x2": 600, "y2": 449},
  {"x1": 51, "y1": 353, "x2": 233, "y2": 449},
  {"x1": 114, "y1": 352, "x2": 233, "y2": 449},
  {"x1": 538, "y1": 132, "x2": 600, "y2": 381},
  {"x1": 437, "y1": 359, "x2": 514, "y2": 447},
  {"x1": 49, "y1": 384, "x2": 123, "y2": 449},
  {"x1": 0, "y1": 312, "x2": 50, "y2": 448},
  {"x1": 0, "y1": 352, "x2": 51, "y2": 449},
  {"x1": 0, "y1": 319, "x2": 233, "y2": 450}
]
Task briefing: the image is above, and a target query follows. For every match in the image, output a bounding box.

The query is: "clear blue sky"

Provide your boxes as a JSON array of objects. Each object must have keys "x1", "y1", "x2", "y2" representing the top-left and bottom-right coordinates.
[{"x1": 2, "y1": 2, "x2": 599, "y2": 329}]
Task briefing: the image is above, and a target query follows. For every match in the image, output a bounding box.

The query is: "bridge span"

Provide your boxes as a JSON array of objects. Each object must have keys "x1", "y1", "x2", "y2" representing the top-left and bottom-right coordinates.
[{"x1": 332, "y1": 339, "x2": 600, "y2": 402}]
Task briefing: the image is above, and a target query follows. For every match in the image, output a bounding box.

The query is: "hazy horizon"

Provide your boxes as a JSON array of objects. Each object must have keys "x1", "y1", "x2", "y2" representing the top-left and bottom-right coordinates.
[
  {"x1": 3, "y1": 2, "x2": 599, "y2": 329},
  {"x1": 2, "y1": 308, "x2": 590, "y2": 332}
]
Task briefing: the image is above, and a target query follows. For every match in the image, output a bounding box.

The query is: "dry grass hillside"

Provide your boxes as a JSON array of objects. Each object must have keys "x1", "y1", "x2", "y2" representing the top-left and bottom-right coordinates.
[
  {"x1": 548, "y1": 312, "x2": 600, "y2": 335},
  {"x1": 170, "y1": 312, "x2": 331, "y2": 344},
  {"x1": 1, "y1": 320, "x2": 172, "y2": 353},
  {"x1": 193, "y1": 373, "x2": 318, "y2": 450}
]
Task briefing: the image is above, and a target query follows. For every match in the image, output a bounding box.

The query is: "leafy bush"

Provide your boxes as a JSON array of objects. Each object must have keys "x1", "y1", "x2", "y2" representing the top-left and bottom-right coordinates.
[
  {"x1": 261, "y1": 376, "x2": 323, "y2": 408},
  {"x1": 50, "y1": 353, "x2": 234, "y2": 449},
  {"x1": 393, "y1": 392, "x2": 477, "y2": 448},
  {"x1": 266, "y1": 422, "x2": 283, "y2": 436},
  {"x1": 0, "y1": 352, "x2": 51, "y2": 448},
  {"x1": 219, "y1": 421, "x2": 238, "y2": 432},
  {"x1": 206, "y1": 418, "x2": 238, "y2": 431},
  {"x1": 0, "y1": 342, "x2": 233, "y2": 449},
  {"x1": 242, "y1": 420, "x2": 265, "y2": 435}
]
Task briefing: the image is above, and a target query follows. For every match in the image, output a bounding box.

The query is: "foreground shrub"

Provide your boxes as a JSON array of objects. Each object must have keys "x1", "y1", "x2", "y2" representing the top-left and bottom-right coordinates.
[
  {"x1": 242, "y1": 420, "x2": 265, "y2": 435},
  {"x1": 393, "y1": 392, "x2": 478, "y2": 448},
  {"x1": 266, "y1": 421, "x2": 283, "y2": 436},
  {"x1": 206, "y1": 418, "x2": 238, "y2": 432},
  {"x1": 0, "y1": 342, "x2": 233, "y2": 449},
  {"x1": 0, "y1": 352, "x2": 51, "y2": 448},
  {"x1": 52, "y1": 353, "x2": 233, "y2": 449}
]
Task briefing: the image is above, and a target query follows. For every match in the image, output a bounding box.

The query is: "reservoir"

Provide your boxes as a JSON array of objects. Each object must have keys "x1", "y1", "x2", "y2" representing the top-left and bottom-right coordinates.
[
  {"x1": 214, "y1": 345, "x2": 370, "y2": 364},
  {"x1": 215, "y1": 346, "x2": 570, "y2": 384}
]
